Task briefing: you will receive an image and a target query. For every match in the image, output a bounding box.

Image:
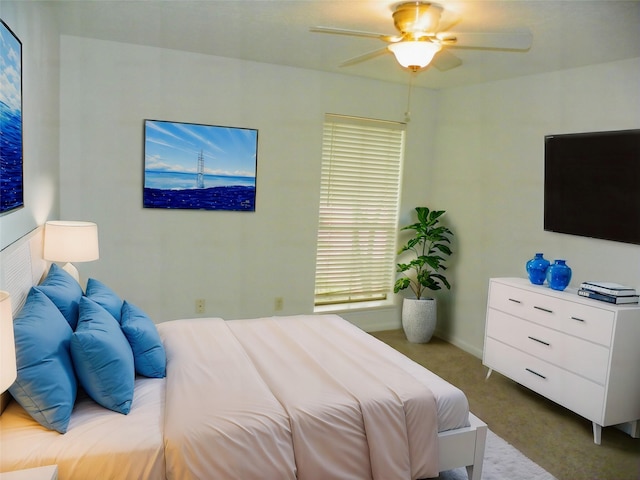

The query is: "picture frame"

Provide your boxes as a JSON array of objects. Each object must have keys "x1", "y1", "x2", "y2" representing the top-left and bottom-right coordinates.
[
  {"x1": 143, "y1": 119, "x2": 258, "y2": 211},
  {"x1": 0, "y1": 19, "x2": 23, "y2": 215}
]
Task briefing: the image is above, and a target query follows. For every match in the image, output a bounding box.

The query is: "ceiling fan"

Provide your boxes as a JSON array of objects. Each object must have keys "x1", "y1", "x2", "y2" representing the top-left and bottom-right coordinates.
[{"x1": 311, "y1": 1, "x2": 532, "y2": 72}]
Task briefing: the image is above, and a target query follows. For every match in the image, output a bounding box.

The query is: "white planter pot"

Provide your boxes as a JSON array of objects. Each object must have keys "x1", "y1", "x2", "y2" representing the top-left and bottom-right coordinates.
[{"x1": 401, "y1": 297, "x2": 437, "y2": 343}]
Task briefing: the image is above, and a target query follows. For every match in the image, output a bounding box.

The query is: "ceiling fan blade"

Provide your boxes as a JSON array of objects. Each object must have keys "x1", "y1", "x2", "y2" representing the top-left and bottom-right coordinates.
[
  {"x1": 432, "y1": 50, "x2": 462, "y2": 72},
  {"x1": 310, "y1": 26, "x2": 400, "y2": 42},
  {"x1": 438, "y1": 31, "x2": 533, "y2": 50},
  {"x1": 339, "y1": 47, "x2": 389, "y2": 67}
]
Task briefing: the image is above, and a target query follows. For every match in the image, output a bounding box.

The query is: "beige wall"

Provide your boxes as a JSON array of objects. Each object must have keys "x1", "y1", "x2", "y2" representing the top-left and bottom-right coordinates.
[
  {"x1": 58, "y1": 35, "x2": 439, "y2": 330},
  {"x1": 431, "y1": 58, "x2": 640, "y2": 355},
  {"x1": 3, "y1": 1, "x2": 639, "y2": 356},
  {"x1": 0, "y1": 2, "x2": 60, "y2": 248}
]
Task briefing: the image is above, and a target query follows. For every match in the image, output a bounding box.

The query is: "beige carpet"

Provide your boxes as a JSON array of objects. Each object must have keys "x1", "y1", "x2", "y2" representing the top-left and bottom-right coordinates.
[{"x1": 372, "y1": 330, "x2": 640, "y2": 480}]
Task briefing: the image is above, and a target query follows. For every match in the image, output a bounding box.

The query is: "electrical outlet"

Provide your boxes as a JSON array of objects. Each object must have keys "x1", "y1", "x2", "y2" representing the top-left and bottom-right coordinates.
[
  {"x1": 196, "y1": 298, "x2": 205, "y2": 314},
  {"x1": 274, "y1": 297, "x2": 284, "y2": 311}
]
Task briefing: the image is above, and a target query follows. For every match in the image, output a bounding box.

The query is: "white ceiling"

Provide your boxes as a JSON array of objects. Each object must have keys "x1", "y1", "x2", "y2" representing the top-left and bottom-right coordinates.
[{"x1": 42, "y1": 0, "x2": 640, "y2": 89}]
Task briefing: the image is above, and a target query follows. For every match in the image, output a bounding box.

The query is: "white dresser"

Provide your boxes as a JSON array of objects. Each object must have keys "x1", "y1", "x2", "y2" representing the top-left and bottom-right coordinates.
[{"x1": 483, "y1": 277, "x2": 640, "y2": 444}]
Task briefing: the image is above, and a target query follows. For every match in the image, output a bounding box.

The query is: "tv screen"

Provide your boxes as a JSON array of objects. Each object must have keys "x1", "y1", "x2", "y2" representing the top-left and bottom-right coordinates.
[{"x1": 544, "y1": 129, "x2": 640, "y2": 245}]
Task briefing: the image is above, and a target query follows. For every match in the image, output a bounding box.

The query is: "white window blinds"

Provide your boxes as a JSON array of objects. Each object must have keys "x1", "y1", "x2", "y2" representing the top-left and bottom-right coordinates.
[{"x1": 314, "y1": 114, "x2": 405, "y2": 306}]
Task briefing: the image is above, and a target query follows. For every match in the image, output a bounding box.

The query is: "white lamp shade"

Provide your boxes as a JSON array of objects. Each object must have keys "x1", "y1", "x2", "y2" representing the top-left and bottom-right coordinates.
[
  {"x1": 44, "y1": 221, "x2": 100, "y2": 263},
  {"x1": 0, "y1": 291, "x2": 16, "y2": 393},
  {"x1": 388, "y1": 41, "x2": 442, "y2": 69}
]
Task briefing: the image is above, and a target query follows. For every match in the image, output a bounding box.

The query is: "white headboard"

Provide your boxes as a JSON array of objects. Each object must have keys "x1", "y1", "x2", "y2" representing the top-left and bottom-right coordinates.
[{"x1": 0, "y1": 226, "x2": 48, "y2": 315}]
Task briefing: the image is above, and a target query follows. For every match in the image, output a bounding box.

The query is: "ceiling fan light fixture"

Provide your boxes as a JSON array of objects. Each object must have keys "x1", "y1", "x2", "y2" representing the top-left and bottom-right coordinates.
[{"x1": 388, "y1": 41, "x2": 441, "y2": 70}]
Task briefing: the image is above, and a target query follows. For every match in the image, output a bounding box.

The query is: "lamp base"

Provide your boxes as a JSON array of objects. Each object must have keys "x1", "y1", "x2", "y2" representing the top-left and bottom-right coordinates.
[{"x1": 61, "y1": 262, "x2": 80, "y2": 284}]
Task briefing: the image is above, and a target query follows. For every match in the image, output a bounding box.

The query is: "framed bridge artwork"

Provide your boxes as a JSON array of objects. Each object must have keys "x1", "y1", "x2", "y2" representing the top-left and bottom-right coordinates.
[
  {"x1": 143, "y1": 119, "x2": 258, "y2": 211},
  {"x1": 0, "y1": 19, "x2": 23, "y2": 215}
]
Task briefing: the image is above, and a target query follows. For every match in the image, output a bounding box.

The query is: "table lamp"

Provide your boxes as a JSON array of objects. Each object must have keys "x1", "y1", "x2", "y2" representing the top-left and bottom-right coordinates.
[{"x1": 43, "y1": 221, "x2": 100, "y2": 283}]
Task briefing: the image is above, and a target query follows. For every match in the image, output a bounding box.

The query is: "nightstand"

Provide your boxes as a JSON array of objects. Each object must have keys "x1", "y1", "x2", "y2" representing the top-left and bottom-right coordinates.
[{"x1": 0, "y1": 465, "x2": 58, "y2": 480}]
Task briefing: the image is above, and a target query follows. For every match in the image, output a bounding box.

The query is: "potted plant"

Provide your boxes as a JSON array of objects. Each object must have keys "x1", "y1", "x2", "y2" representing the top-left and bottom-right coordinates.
[{"x1": 394, "y1": 207, "x2": 454, "y2": 343}]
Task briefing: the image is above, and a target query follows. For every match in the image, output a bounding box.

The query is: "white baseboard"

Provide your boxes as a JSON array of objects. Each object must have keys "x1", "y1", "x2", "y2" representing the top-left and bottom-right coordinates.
[
  {"x1": 347, "y1": 316, "x2": 400, "y2": 333},
  {"x1": 340, "y1": 308, "x2": 400, "y2": 333},
  {"x1": 435, "y1": 329, "x2": 484, "y2": 359}
]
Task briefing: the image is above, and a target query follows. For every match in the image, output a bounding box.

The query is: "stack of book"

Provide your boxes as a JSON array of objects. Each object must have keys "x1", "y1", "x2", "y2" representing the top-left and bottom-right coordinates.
[{"x1": 577, "y1": 281, "x2": 639, "y2": 305}]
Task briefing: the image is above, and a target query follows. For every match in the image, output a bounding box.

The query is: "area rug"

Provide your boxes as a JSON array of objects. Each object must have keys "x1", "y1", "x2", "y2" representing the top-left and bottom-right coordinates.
[{"x1": 434, "y1": 429, "x2": 557, "y2": 480}]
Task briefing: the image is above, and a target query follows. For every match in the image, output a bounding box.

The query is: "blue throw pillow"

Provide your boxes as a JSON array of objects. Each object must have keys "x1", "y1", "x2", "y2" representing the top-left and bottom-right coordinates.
[
  {"x1": 35, "y1": 263, "x2": 83, "y2": 330},
  {"x1": 120, "y1": 301, "x2": 166, "y2": 378},
  {"x1": 85, "y1": 278, "x2": 123, "y2": 323},
  {"x1": 71, "y1": 297, "x2": 135, "y2": 414},
  {"x1": 9, "y1": 288, "x2": 77, "y2": 433}
]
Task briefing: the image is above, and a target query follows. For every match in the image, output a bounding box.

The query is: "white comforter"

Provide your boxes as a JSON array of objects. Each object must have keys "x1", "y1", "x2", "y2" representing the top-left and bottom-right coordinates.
[
  {"x1": 159, "y1": 314, "x2": 440, "y2": 480},
  {"x1": 0, "y1": 314, "x2": 452, "y2": 479}
]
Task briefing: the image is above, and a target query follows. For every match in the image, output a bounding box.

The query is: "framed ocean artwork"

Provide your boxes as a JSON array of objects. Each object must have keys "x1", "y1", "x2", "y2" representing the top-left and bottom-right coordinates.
[
  {"x1": 143, "y1": 119, "x2": 258, "y2": 211},
  {"x1": 0, "y1": 20, "x2": 23, "y2": 215}
]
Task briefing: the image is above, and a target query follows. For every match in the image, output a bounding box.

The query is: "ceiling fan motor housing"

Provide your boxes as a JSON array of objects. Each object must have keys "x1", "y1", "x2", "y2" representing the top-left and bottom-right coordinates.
[{"x1": 392, "y1": 2, "x2": 443, "y2": 39}]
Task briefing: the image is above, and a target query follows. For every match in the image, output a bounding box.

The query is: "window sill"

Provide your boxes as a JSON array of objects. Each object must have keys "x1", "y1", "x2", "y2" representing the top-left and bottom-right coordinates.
[{"x1": 314, "y1": 298, "x2": 398, "y2": 314}]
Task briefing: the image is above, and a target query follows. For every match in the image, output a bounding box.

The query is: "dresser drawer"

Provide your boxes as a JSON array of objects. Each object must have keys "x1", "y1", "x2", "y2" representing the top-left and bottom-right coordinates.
[
  {"x1": 488, "y1": 281, "x2": 535, "y2": 317},
  {"x1": 486, "y1": 309, "x2": 610, "y2": 384},
  {"x1": 484, "y1": 338, "x2": 605, "y2": 423},
  {"x1": 560, "y1": 301, "x2": 614, "y2": 346},
  {"x1": 488, "y1": 281, "x2": 614, "y2": 346}
]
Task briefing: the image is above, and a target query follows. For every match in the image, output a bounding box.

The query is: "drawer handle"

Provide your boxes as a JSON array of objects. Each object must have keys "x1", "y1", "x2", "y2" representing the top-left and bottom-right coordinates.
[
  {"x1": 508, "y1": 298, "x2": 522, "y2": 304},
  {"x1": 533, "y1": 306, "x2": 553, "y2": 314},
  {"x1": 570, "y1": 316, "x2": 585, "y2": 323},
  {"x1": 526, "y1": 368, "x2": 547, "y2": 380},
  {"x1": 528, "y1": 336, "x2": 551, "y2": 347}
]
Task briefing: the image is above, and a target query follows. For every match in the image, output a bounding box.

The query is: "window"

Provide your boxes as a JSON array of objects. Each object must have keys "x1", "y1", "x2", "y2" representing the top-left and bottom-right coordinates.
[{"x1": 314, "y1": 114, "x2": 405, "y2": 307}]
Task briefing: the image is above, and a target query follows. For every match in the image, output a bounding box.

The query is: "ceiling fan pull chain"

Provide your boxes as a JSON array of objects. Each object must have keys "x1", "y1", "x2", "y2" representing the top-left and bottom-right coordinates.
[{"x1": 404, "y1": 71, "x2": 416, "y2": 123}]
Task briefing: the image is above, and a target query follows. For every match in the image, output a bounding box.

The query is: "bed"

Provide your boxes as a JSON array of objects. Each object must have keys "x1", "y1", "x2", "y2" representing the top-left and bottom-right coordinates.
[{"x1": 0, "y1": 226, "x2": 486, "y2": 479}]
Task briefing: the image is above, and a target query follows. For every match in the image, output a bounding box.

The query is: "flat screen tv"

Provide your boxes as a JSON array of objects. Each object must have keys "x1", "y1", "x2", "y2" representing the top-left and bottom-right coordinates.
[{"x1": 544, "y1": 129, "x2": 640, "y2": 245}]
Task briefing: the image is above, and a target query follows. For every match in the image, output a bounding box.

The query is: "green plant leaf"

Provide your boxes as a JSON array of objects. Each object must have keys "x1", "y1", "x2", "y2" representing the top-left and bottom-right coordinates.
[
  {"x1": 416, "y1": 207, "x2": 430, "y2": 224},
  {"x1": 431, "y1": 273, "x2": 451, "y2": 289},
  {"x1": 395, "y1": 207, "x2": 454, "y2": 298},
  {"x1": 394, "y1": 277, "x2": 411, "y2": 293},
  {"x1": 424, "y1": 256, "x2": 443, "y2": 270},
  {"x1": 396, "y1": 262, "x2": 412, "y2": 273},
  {"x1": 434, "y1": 243, "x2": 453, "y2": 256}
]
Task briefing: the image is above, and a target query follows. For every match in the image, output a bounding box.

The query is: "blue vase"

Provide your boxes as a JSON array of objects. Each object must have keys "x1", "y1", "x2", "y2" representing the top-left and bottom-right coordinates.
[
  {"x1": 546, "y1": 260, "x2": 572, "y2": 291},
  {"x1": 526, "y1": 253, "x2": 550, "y2": 285}
]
